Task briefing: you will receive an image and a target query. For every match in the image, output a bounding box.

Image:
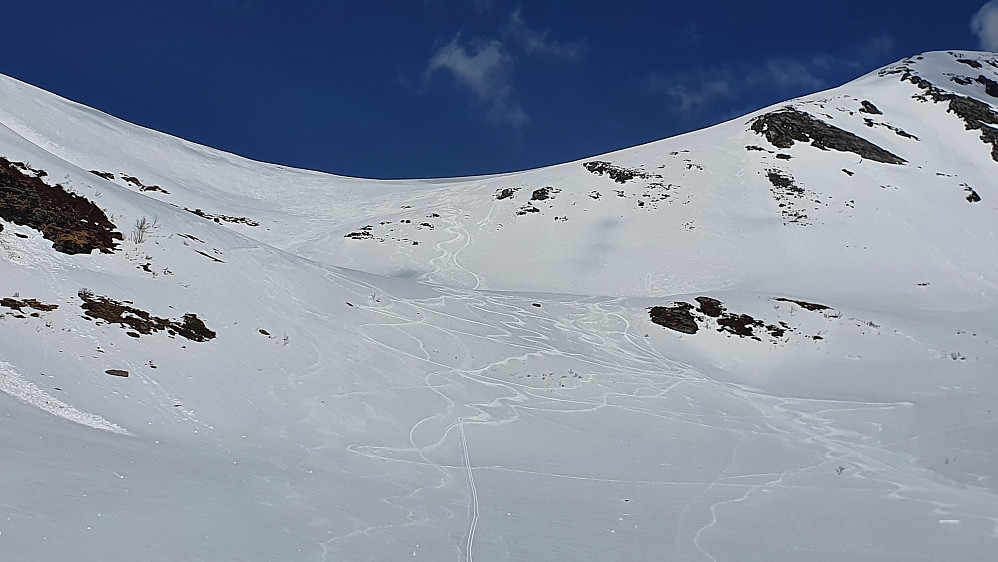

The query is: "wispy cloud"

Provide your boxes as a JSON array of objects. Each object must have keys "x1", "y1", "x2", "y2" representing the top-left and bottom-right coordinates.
[
  {"x1": 503, "y1": 9, "x2": 583, "y2": 58},
  {"x1": 424, "y1": 9, "x2": 582, "y2": 127},
  {"x1": 971, "y1": 1, "x2": 998, "y2": 51},
  {"x1": 660, "y1": 80, "x2": 732, "y2": 114},
  {"x1": 426, "y1": 37, "x2": 528, "y2": 127},
  {"x1": 646, "y1": 37, "x2": 896, "y2": 118},
  {"x1": 747, "y1": 59, "x2": 826, "y2": 92},
  {"x1": 647, "y1": 59, "x2": 823, "y2": 116}
]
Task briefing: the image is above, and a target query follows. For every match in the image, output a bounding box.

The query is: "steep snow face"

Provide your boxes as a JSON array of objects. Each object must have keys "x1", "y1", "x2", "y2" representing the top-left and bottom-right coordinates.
[
  {"x1": 1, "y1": 51, "x2": 996, "y2": 302},
  {"x1": 1, "y1": 51, "x2": 997, "y2": 561}
]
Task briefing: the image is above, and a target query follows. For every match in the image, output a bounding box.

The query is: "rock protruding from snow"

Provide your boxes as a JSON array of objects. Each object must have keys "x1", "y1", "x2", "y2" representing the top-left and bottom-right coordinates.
[{"x1": 750, "y1": 107, "x2": 906, "y2": 164}]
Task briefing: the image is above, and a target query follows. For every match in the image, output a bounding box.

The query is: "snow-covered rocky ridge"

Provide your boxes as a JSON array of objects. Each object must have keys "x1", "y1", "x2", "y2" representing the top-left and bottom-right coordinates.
[{"x1": 1, "y1": 50, "x2": 997, "y2": 560}]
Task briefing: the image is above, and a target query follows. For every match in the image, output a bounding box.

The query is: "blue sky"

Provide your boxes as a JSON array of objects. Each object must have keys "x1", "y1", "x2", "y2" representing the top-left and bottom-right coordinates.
[{"x1": 2, "y1": 1, "x2": 997, "y2": 179}]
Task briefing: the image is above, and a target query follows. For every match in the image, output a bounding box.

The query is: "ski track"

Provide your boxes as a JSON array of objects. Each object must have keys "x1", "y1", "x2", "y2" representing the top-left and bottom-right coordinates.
[
  {"x1": 5, "y1": 51, "x2": 998, "y2": 561},
  {"x1": 306, "y1": 265, "x2": 998, "y2": 559},
  {"x1": 459, "y1": 419, "x2": 479, "y2": 562}
]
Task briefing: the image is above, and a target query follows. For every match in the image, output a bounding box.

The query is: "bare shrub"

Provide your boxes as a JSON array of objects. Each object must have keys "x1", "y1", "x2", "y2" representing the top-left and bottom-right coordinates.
[{"x1": 130, "y1": 216, "x2": 158, "y2": 244}]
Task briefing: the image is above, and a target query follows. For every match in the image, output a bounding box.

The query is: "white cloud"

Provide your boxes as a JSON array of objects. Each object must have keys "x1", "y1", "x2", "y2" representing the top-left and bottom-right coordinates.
[
  {"x1": 504, "y1": 10, "x2": 583, "y2": 58},
  {"x1": 971, "y1": 1, "x2": 998, "y2": 51},
  {"x1": 648, "y1": 59, "x2": 824, "y2": 115},
  {"x1": 426, "y1": 37, "x2": 528, "y2": 127},
  {"x1": 422, "y1": 10, "x2": 582, "y2": 127}
]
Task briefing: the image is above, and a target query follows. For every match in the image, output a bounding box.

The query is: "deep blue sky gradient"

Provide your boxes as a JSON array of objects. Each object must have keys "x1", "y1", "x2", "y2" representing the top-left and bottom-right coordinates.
[{"x1": 0, "y1": 1, "x2": 992, "y2": 178}]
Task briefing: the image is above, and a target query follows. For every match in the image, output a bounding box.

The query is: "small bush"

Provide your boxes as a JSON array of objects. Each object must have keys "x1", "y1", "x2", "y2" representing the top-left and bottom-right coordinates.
[{"x1": 130, "y1": 216, "x2": 157, "y2": 244}]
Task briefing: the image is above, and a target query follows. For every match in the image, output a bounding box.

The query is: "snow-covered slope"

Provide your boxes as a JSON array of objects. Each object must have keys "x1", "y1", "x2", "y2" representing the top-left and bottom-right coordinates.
[{"x1": 1, "y1": 50, "x2": 997, "y2": 560}]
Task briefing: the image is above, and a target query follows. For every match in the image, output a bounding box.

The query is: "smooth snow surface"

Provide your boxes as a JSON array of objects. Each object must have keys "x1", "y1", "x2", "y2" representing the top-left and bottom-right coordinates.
[{"x1": 1, "y1": 50, "x2": 998, "y2": 560}]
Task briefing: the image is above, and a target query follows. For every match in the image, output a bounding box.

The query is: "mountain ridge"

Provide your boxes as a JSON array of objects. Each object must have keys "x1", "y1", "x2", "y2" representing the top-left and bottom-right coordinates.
[{"x1": 1, "y1": 50, "x2": 997, "y2": 560}]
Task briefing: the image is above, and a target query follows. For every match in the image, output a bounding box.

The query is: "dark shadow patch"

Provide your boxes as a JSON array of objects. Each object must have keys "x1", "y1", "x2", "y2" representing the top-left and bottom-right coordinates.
[
  {"x1": 89, "y1": 170, "x2": 115, "y2": 181},
  {"x1": 749, "y1": 107, "x2": 906, "y2": 164},
  {"x1": 976, "y1": 75, "x2": 998, "y2": 98},
  {"x1": 194, "y1": 249, "x2": 225, "y2": 263},
  {"x1": 177, "y1": 233, "x2": 204, "y2": 243},
  {"x1": 0, "y1": 157, "x2": 123, "y2": 254},
  {"x1": 79, "y1": 289, "x2": 215, "y2": 342},
  {"x1": 957, "y1": 58, "x2": 983, "y2": 69},
  {"x1": 774, "y1": 297, "x2": 830, "y2": 311},
  {"x1": 862, "y1": 118, "x2": 919, "y2": 140}
]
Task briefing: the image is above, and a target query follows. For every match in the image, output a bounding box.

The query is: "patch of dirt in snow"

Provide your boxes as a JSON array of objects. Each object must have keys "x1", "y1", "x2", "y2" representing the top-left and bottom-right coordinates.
[
  {"x1": 89, "y1": 169, "x2": 115, "y2": 181},
  {"x1": 0, "y1": 157, "x2": 123, "y2": 254},
  {"x1": 765, "y1": 169, "x2": 814, "y2": 226},
  {"x1": 529, "y1": 186, "x2": 560, "y2": 201},
  {"x1": 344, "y1": 226, "x2": 376, "y2": 240},
  {"x1": 862, "y1": 117, "x2": 919, "y2": 140},
  {"x1": 495, "y1": 187, "x2": 519, "y2": 200},
  {"x1": 1, "y1": 296, "x2": 58, "y2": 313},
  {"x1": 648, "y1": 296, "x2": 848, "y2": 342},
  {"x1": 121, "y1": 173, "x2": 169, "y2": 194},
  {"x1": 78, "y1": 289, "x2": 216, "y2": 342},
  {"x1": 185, "y1": 207, "x2": 258, "y2": 226},
  {"x1": 649, "y1": 302, "x2": 699, "y2": 334},
  {"x1": 582, "y1": 161, "x2": 659, "y2": 183}
]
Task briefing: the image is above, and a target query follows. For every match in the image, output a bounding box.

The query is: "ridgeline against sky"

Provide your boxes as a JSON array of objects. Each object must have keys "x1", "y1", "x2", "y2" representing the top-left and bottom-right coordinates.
[{"x1": 3, "y1": 0, "x2": 998, "y2": 178}]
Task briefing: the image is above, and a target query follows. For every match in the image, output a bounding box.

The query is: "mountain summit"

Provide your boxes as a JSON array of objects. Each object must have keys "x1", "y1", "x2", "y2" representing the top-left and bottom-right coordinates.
[{"x1": 1, "y1": 51, "x2": 997, "y2": 560}]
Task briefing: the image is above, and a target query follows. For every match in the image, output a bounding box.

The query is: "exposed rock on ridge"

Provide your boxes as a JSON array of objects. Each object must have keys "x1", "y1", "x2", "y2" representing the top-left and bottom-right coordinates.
[{"x1": 750, "y1": 107, "x2": 906, "y2": 164}]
